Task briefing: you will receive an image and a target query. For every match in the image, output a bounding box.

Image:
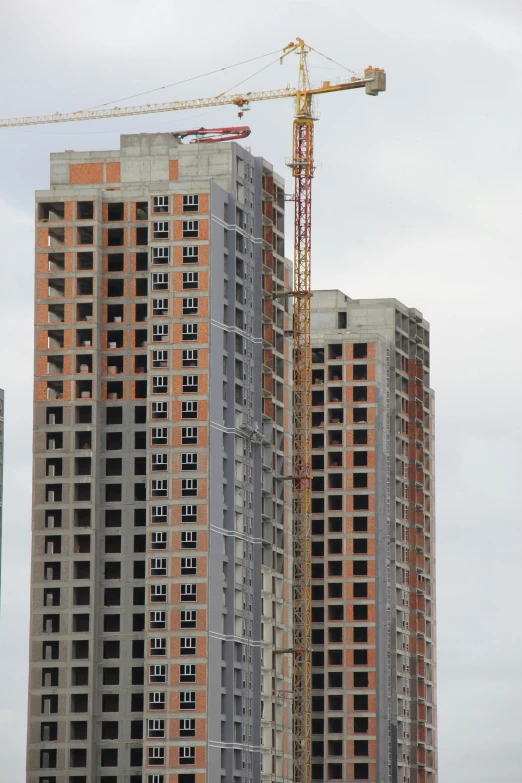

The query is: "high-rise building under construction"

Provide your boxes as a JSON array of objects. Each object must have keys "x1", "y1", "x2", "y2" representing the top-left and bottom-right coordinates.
[
  {"x1": 308, "y1": 290, "x2": 437, "y2": 783},
  {"x1": 28, "y1": 133, "x2": 294, "y2": 783},
  {"x1": 26, "y1": 133, "x2": 437, "y2": 783}
]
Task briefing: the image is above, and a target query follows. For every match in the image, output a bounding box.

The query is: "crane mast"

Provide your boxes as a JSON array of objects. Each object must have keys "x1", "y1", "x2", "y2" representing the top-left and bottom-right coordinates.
[
  {"x1": 0, "y1": 43, "x2": 385, "y2": 783},
  {"x1": 284, "y1": 38, "x2": 314, "y2": 783}
]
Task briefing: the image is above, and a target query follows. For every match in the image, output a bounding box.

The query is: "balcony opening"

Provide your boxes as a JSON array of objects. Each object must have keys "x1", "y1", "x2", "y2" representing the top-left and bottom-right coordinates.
[
  {"x1": 75, "y1": 406, "x2": 92, "y2": 425},
  {"x1": 48, "y1": 304, "x2": 64, "y2": 324},
  {"x1": 135, "y1": 303, "x2": 147, "y2": 322},
  {"x1": 73, "y1": 614, "x2": 90, "y2": 633},
  {"x1": 76, "y1": 355, "x2": 93, "y2": 374},
  {"x1": 105, "y1": 510, "x2": 121, "y2": 528},
  {"x1": 77, "y1": 201, "x2": 94, "y2": 220},
  {"x1": 328, "y1": 408, "x2": 343, "y2": 424},
  {"x1": 353, "y1": 386, "x2": 368, "y2": 402},
  {"x1": 71, "y1": 641, "x2": 89, "y2": 661},
  {"x1": 47, "y1": 356, "x2": 63, "y2": 375},
  {"x1": 77, "y1": 277, "x2": 93, "y2": 296},
  {"x1": 328, "y1": 582, "x2": 342, "y2": 599},
  {"x1": 311, "y1": 348, "x2": 324, "y2": 364},
  {"x1": 354, "y1": 343, "x2": 368, "y2": 359},
  {"x1": 354, "y1": 672, "x2": 369, "y2": 689},
  {"x1": 106, "y1": 355, "x2": 124, "y2": 375},
  {"x1": 136, "y1": 252, "x2": 148, "y2": 270},
  {"x1": 105, "y1": 534, "x2": 121, "y2": 553},
  {"x1": 353, "y1": 582, "x2": 368, "y2": 598},
  {"x1": 76, "y1": 380, "x2": 92, "y2": 400},
  {"x1": 353, "y1": 561, "x2": 368, "y2": 576},
  {"x1": 74, "y1": 483, "x2": 91, "y2": 502},
  {"x1": 104, "y1": 561, "x2": 121, "y2": 580},
  {"x1": 39, "y1": 202, "x2": 65, "y2": 221},
  {"x1": 40, "y1": 722, "x2": 58, "y2": 742},
  {"x1": 101, "y1": 721, "x2": 119, "y2": 740},
  {"x1": 107, "y1": 253, "x2": 124, "y2": 272},
  {"x1": 353, "y1": 364, "x2": 368, "y2": 381},
  {"x1": 328, "y1": 365, "x2": 343, "y2": 382},
  {"x1": 48, "y1": 252, "x2": 65, "y2": 272},
  {"x1": 77, "y1": 227, "x2": 93, "y2": 245},
  {"x1": 107, "y1": 330, "x2": 123, "y2": 349},
  {"x1": 103, "y1": 614, "x2": 121, "y2": 633},
  {"x1": 354, "y1": 717, "x2": 369, "y2": 733},
  {"x1": 47, "y1": 332, "x2": 64, "y2": 355},
  {"x1": 107, "y1": 227, "x2": 124, "y2": 246},
  {"x1": 353, "y1": 429, "x2": 368, "y2": 445},
  {"x1": 107, "y1": 279, "x2": 124, "y2": 297},
  {"x1": 71, "y1": 720, "x2": 88, "y2": 740},
  {"x1": 328, "y1": 343, "x2": 342, "y2": 360},
  {"x1": 108, "y1": 203, "x2": 124, "y2": 221},
  {"x1": 77, "y1": 252, "x2": 93, "y2": 270},
  {"x1": 106, "y1": 407, "x2": 122, "y2": 425},
  {"x1": 311, "y1": 411, "x2": 324, "y2": 428},
  {"x1": 48, "y1": 227, "x2": 64, "y2": 246},
  {"x1": 136, "y1": 201, "x2": 148, "y2": 220},
  {"x1": 76, "y1": 328, "x2": 92, "y2": 347},
  {"x1": 311, "y1": 390, "x2": 324, "y2": 407},
  {"x1": 353, "y1": 517, "x2": 368, "y2": 532},
  {"x1": 74, "y1": 509, "x2": 91, "y2": 528},
  {"x1": 104, "y1": 588, "x2": 121, "y2": 607},
  {"x1": 353, "y1": 473, "x2": 368, "y2": 489},
  {"x1": 328, "y1": 474, "x2": 342, "y2": 490},
  {"x1": 48, "y1": 278, "x2": 65, "y2": 298},
  {"x1": 134, "y1": 328, "x2": 147, "y2": 348},
  {"x1": 76, "y1": 303, "x2": 93, "y2": 323},
  {"x1": 106, "y1": 432, "x2": 122, "y2": 450},
  {"x1": 106, "y1": 381, "x2": 123, "y2": 400}
]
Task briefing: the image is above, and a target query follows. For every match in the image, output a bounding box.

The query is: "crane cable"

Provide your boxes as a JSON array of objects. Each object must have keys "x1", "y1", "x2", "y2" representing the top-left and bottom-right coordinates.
[{"x1": 77, "y1": 48, "x2": 284, "y2": 113}]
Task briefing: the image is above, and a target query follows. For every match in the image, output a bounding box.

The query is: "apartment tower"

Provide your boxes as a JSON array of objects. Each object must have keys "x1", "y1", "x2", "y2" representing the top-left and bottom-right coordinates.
[
  {"x1": 28, "y1": 133, "x2": 294, "y2": 783},
  {"x1": 309, "y1": 291, "x2": 437, "y2": 783}
]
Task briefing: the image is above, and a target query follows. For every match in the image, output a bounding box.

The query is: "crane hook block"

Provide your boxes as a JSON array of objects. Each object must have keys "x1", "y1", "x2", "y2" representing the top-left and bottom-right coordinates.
[{"x1": 364, "y1": 67, "x2": 386, "y2": 96}]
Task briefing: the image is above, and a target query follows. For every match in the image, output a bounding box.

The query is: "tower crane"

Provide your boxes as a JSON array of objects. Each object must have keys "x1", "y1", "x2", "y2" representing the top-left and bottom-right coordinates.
[{"x1": 0, "y1": 40, "x2": 385, "y2": 783}]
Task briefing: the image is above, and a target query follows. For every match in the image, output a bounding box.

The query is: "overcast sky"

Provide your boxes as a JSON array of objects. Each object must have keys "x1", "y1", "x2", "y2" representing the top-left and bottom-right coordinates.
[{"x1": 1, "y1": 0, "x2": 522, "y2": 780}]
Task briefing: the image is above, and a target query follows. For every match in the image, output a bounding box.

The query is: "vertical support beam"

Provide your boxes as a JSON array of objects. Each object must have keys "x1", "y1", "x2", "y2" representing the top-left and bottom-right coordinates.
[{"x1": 292, "y1": 112, "x2": 313, "y2": 783}]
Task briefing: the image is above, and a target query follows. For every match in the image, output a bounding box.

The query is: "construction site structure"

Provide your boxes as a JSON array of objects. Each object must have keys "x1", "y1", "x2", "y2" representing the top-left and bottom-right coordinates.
[
  {"x1": 6, "y1": 38, "x2": 388, "y2": 783},
  {"x1": 308, "y1": 291, "x2": 437, "y2": 783},
  {"x1": 28, "y1": 134, "x2": 295, "y2": 783}
]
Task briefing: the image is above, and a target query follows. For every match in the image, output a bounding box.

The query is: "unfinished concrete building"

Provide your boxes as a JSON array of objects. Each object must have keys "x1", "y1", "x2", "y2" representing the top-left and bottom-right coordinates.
[
  {"x1": 308, "y1": 291, "x2": 437, "y2": 783},
  {"x1": 28, "y1": 133, "x2": 294, "y2": 783}
]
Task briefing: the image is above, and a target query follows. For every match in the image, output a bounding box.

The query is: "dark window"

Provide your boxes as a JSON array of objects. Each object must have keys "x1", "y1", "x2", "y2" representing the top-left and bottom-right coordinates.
[
  {"x1": 353, "y1": 495, "x2": 369, "y2": 511},
  {"x1": 102, "y1": 693, "x2": 119, "y2": 712},
  {"x1": 353, "y1": 582, "x2": 368, "y2": 598},
  {"x1": 106, "y1": 407, "x2": 122, "y2": 425},
  {"x1": 103, "y1": 668, "x2": 120, "y2": 685},
  {"x1": 77, "y1": 201, "x2": 93, "y2": 220},
  {"x1": 354, "y1": 672, "x2": 369, "y2": 688},
  {"x1": 354, "y1": 517, "x2": 368, "y2": 532},
  {"x1": 353, "y1": 695, "x2": 369, "y2": 711},
  {"x1": 103, "y1": 641, "x2": 120, "y2": 659},
  {"x1": 101, "y1": 722, "x2": 119, "y2": 740},
  {"x1": 353, "y1": 343, "x2": 367, "y2": 359},
  {"x1": 353, "y1": 538, "x2": 368, "y2": 554},
  {"x1": 101, "y1": 748, "x2": 118, "y2": 767},
  {"x1": 354, "y1": 762, "x2": 369, "y2": 780},
  {"x1": 108, "y1": 203, "x2": 124, "y2": 221},
  {"x1": 353, "y1": 605, "x2": 368, "y2": 621}
]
